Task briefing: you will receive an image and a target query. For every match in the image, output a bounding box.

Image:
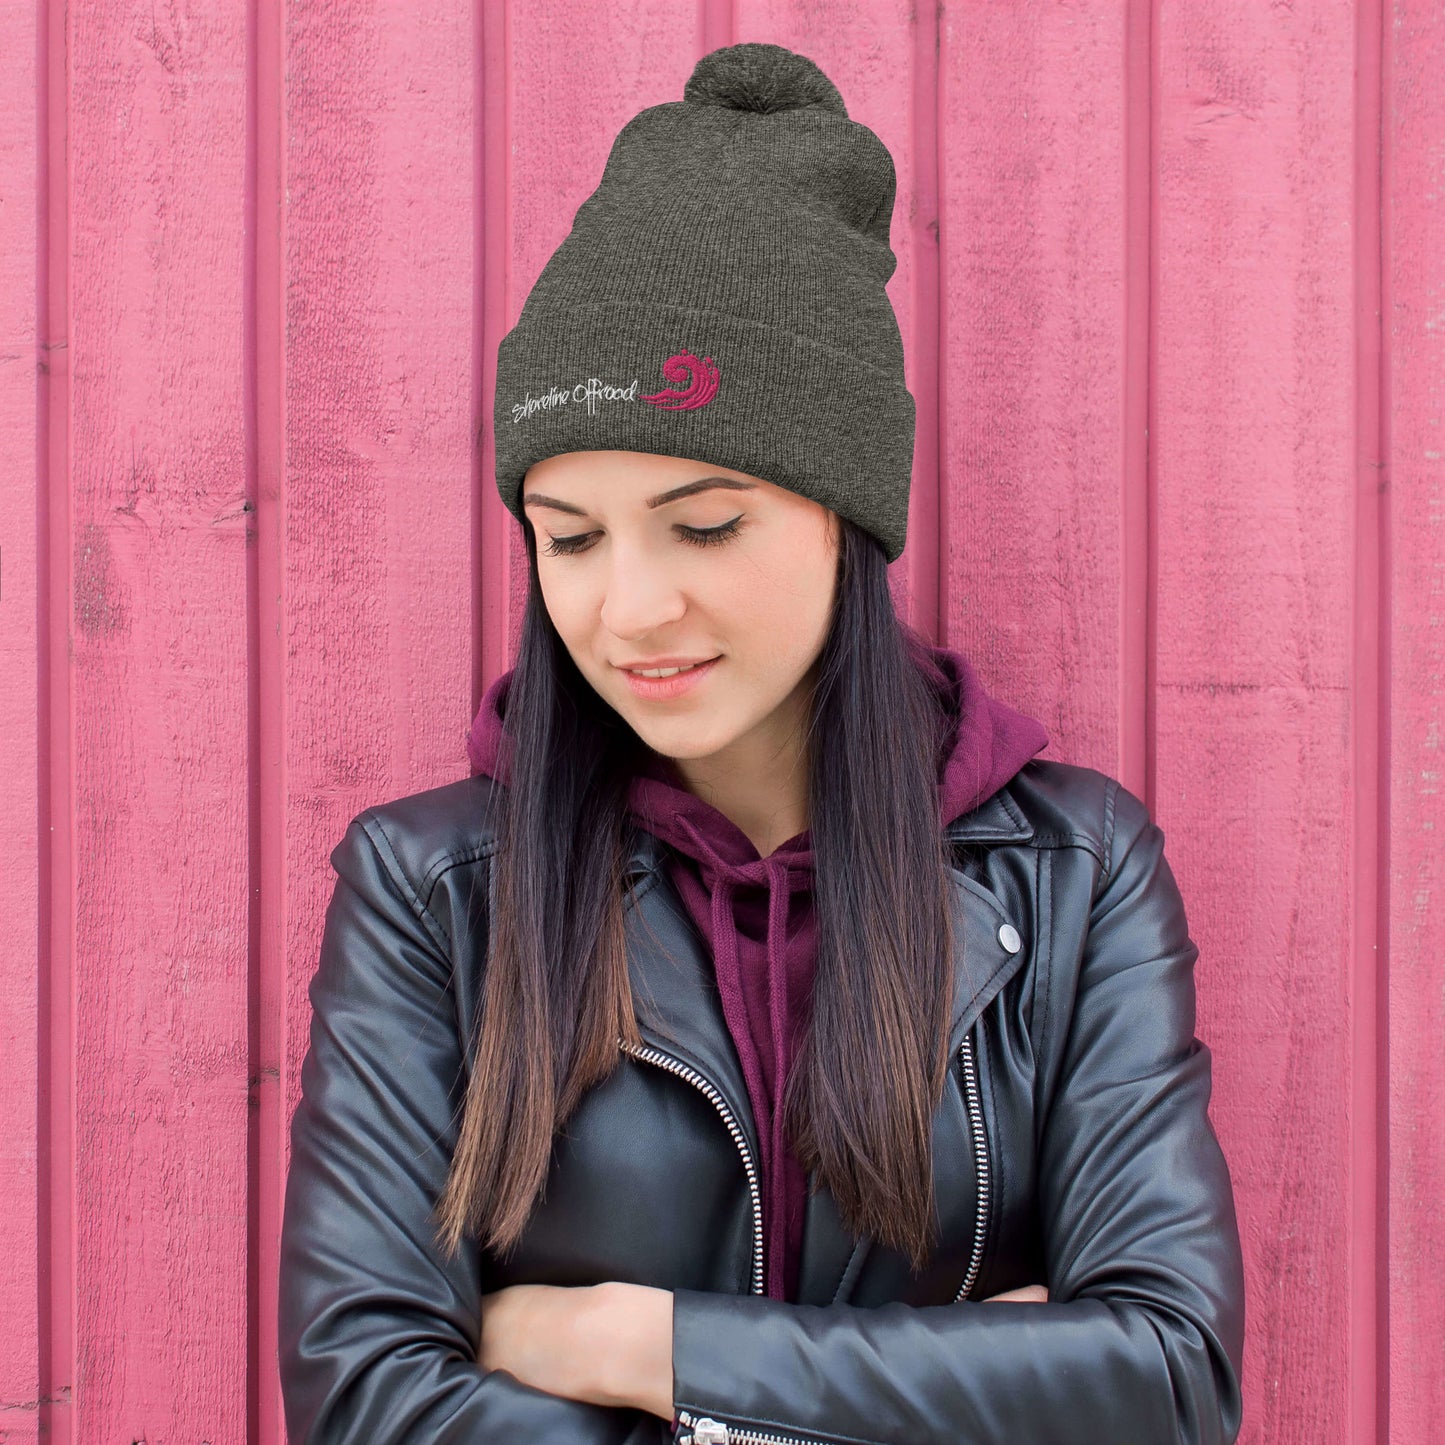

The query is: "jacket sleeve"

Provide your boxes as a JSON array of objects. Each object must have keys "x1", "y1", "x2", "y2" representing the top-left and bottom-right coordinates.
[
  {"x1": 278, "y1": 813, "x2": 659, "y2": 1444},
  {"x1": 668, "y1": 779, "x2": 1246, "y2": 1445}
]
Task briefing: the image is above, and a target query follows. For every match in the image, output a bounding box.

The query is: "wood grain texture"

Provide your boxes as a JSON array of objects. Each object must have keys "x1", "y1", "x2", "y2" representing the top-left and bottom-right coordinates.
[
  {"x1": 938, "y1": 2, "x2": 1130, "y2": 781},
  {"x1": 279, "y1": 0, "x2": 475, "y2": 1428},
  {"x1": 66, "y1": 1, "x2": 252, "y2": 1437},
  {"x1": 0, "y1": 0, "x2": 41, "y2": 1437},
  {"x1": 1153, "y1": 4, "x2": 1359, "y2": 1441},
  {"x1": 1385, "y1": 2, "x2": 1444, "y2": 1440}
]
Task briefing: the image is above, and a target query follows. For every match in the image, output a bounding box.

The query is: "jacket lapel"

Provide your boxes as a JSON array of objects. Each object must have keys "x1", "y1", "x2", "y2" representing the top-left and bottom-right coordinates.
[
  {"x1": 940, "y1": 786, "x2": 1034, "y2": 1046},
  {"x1": 620, "y1": 833, "x2": 762, "y2": 1171}
]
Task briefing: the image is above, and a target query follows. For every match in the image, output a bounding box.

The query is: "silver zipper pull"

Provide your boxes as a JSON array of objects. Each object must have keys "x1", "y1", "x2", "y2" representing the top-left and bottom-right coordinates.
[{"x1": 676, "y1": 1411, "x2": 731, "y2": 1445}]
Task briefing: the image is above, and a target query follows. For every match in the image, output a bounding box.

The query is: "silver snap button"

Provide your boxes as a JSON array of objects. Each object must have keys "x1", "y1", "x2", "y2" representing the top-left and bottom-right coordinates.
[{"x1": 998, "y1": 923, "x2": 1022, "y2": 954}]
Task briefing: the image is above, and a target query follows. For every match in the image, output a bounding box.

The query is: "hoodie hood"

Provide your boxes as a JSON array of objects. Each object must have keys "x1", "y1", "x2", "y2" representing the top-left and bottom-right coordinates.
[{"x1": 464, "y1": 633, "x2": 1048, "y2": 1299}]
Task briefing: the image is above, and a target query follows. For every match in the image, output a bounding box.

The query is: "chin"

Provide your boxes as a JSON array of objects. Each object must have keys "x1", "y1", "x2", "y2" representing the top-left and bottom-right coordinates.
[{"x1": 631, "y1": 716, "x2": 731, "y2": 762}]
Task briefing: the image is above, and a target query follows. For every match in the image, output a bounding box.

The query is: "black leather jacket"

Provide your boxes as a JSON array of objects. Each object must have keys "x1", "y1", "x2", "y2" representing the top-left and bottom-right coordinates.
[{"x1": 278, "y1": 760, "x2": 1246, "y2": 1444}]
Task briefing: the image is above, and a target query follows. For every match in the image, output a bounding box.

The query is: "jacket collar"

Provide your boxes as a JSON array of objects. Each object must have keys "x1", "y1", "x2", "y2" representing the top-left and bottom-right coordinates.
[
  {"x1": 621, "y1": 783, "x2": 1035, "y2": 879},
  {"x1": 943, "y1": 785, "x2": 1035, "y2": 845}
]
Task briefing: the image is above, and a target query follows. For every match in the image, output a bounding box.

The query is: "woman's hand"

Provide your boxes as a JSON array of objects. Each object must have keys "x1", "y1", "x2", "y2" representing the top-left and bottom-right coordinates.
[
  {"x1": 478, "y1": 1281, "x2": 675, "y2": 1421},
  {"x1": 478, "y1": 1283, "x2": 605, "y2": 1405},
  {"x1": 981, "y1": 1282, "x2": 1050, "y2": 1302}
]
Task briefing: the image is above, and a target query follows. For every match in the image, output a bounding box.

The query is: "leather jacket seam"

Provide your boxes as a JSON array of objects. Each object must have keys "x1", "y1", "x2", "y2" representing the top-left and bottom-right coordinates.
[
  {"x1": 828, "y1": 1234, "x2": 868, "y2": 1305},
  {"x1": 1025, "y1": 828, "x2": 1105, "y2": 865},
  {"x1": 1036, "y1": 846, "x2": 1052, "y2": 1074},
  {"x1": 415, "y1": 842, "x2": 497, "y2": 914},
  {"x1": 356, "y1": 811, "x2": 461, "y2": 959},
  {"x1": 417, "y1": 848, "x2": 499, "y2": 957},
  {"x1": 1100, "y1": 776, "x2": 1120, "y2": 885},
  {"x1": 949, "y1": 822, "x2": 1104, "y2": 869},
  {"x1": 622, "y1": 862, "x2": 667, "y2": 909}
]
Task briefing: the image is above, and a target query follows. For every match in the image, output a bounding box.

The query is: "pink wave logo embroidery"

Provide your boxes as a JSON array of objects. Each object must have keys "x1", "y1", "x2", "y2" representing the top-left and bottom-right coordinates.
[{"x1": 639, "y1": 350, "x2": 721, "y2": 410}]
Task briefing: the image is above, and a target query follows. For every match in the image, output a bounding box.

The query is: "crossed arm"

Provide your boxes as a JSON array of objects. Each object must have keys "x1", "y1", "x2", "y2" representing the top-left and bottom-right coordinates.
[
  {"x1": 278, "y1": 782, "x2": 1243, "y2": 1443},
  {"x1": 475, "y1": 1277, "x2": 1051, "y2": 1421}
]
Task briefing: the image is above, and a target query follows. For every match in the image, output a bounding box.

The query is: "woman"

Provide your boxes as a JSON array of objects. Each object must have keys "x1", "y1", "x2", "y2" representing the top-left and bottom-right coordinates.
[{"x1": 278, "y1": 42, "x2": 1245, "y2": 1445}]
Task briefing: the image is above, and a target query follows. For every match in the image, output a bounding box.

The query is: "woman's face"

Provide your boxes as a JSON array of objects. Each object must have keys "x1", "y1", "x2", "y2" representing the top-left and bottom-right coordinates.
[{"x1": 522, "y1": 449, "x2": 840, "y2": 768}]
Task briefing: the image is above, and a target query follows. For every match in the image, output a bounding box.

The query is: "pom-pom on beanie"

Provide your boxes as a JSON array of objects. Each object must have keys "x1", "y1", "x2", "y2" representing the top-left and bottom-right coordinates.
[{"x1": 492, "y1": 41, "x2": 916, "y2": 564}]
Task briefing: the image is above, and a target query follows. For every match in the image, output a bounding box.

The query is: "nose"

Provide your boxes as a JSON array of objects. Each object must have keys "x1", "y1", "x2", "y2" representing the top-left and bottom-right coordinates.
[{"x1": 597, "y1": 547, "x2": 687, "y2": 640}]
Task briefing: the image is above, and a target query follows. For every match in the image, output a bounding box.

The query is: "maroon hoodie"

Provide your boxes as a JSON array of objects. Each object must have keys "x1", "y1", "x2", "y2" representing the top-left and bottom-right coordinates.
[{"x1": 464, "y1": 633, "x2": 1048, "y2": 1300}]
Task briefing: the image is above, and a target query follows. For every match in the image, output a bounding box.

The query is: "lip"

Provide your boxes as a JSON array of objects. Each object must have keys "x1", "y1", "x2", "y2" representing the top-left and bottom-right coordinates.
[
  {"x1": 615, "y1": 655, "x2": 715, "y2": 669},
  {"x1": 618, "y1": 655, "x2": 722, "y2": 700}
]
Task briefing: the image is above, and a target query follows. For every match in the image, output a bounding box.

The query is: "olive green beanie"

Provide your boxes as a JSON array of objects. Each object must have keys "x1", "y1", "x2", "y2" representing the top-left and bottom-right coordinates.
[{"x1": 492, "y1": 41, "x2": 915, "y2": 564}]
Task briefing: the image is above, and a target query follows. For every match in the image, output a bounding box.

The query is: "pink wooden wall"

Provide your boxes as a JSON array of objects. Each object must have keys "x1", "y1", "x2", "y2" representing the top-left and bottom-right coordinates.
[{"x1": 1, "y1": 2, "x2": 1439, "y2": 1442}]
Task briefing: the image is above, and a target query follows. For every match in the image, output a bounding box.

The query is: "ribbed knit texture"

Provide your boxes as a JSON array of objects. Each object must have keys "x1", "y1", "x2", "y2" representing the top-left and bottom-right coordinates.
[{"x1": 492, "y1": 42, "x2": 917, "y2": 564}]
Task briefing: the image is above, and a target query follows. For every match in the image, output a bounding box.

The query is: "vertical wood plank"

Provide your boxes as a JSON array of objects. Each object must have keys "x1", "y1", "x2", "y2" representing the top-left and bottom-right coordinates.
[
  {"x1": 1385, "y1": 2, "x2": 1445, "y2": 1441},
  {"x1": 0, "y1": 0, "x2": 41, "y2": 1436},
  {"x1": 36, "y1": 2, "x2": 73, "y2": 1433},
  {"x1": 279, "y1": 8, "x2": 477, "y2": 1404},
  {"x1": 1340, "y1": 11, "x2": 1387, "y2": 1445},
  {"x1": 938, "y1": 2, "x2": 1132, "y2": 778},
  {"x1": 1153, "y1": 4, "x2": 1360, "y2": 1441},
  {"x1": 1353, "y1": 3, "x2": 1387, "y2": 1439},
  {"x1": 67, "y1": 1, "x2": 251, "y2": 1434},
  {"x1": 250, "y1": 0, "x2": 284, "y2": 1434},
  {"x1": 732, "y1": 3, "x2": 934, "y2": 632}
]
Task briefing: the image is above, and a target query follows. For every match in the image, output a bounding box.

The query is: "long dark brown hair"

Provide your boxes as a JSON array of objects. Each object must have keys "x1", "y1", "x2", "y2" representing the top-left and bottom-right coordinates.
[{"x1": 434, "y1": 507, "x2": 962, "y2": 1272}]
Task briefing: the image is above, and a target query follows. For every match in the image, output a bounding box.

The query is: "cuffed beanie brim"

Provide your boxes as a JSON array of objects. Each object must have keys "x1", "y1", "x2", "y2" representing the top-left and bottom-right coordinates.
[{"x1": 495, "y1": 299, "x2": 914, "y2": 562}]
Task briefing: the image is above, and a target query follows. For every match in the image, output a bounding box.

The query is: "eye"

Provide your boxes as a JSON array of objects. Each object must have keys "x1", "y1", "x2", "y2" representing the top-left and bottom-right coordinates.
[
  {"x1": 681, "y1": 515, "x2": 745, "y2": 549},
  {"x1": 541, "y1": 516, "x2": 745, "y2": 558},
  {"x1": 540, "y1": 531, "x2": 597, "y2": 557}
]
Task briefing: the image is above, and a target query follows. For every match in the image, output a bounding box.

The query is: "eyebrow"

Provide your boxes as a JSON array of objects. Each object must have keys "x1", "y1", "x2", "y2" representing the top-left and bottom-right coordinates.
[{"x1": 521, "y1": 476, "x2": 758, "y2": 517}]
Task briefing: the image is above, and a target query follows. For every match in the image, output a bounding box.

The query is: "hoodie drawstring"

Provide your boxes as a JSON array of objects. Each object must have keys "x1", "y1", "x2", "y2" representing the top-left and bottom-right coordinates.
[{"x1": 674, "y1": 820, "x2": 799, "y2": 1060}]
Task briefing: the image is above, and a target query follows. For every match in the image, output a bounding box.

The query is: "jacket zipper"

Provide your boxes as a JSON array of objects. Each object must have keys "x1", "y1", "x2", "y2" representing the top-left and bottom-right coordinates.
[
  {"x1": 618, "y1": 1038, "x2": 766, "y2": 1295},
  {"x1": 952, "y1": 1026, "x2": 990, "y2": 1302},
  {"x1": 676, "y1": 1406, "x2": 842, "y2": 1444}
]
